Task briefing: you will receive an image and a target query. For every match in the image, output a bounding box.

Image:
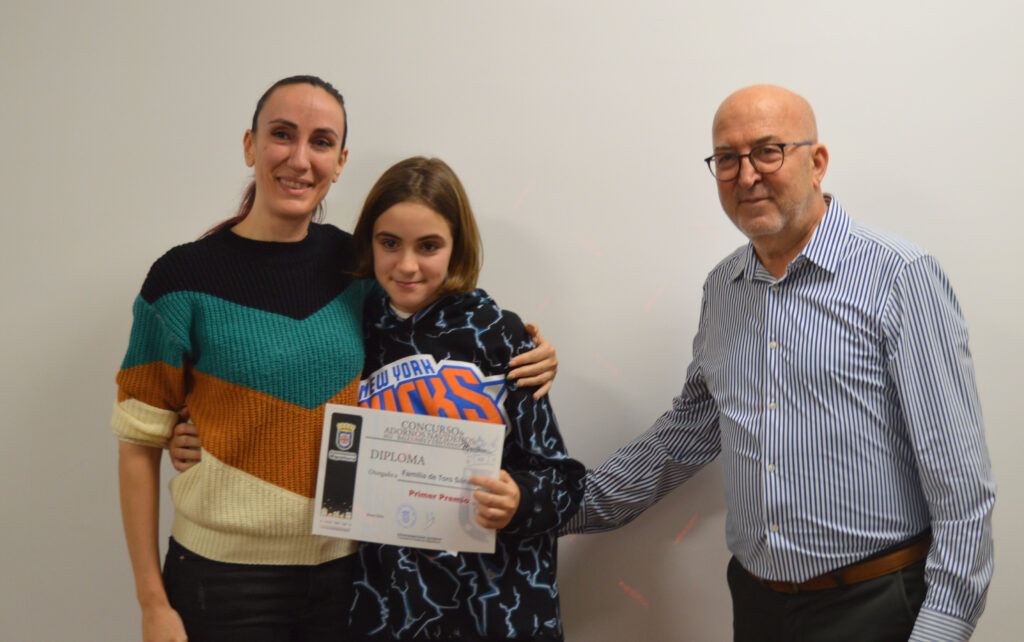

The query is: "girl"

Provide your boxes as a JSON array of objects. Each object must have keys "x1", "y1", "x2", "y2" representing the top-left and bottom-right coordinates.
[
  {"x1": 115, "y1": 76, "x2": 556, "y2": 642},
  {"x1": 348, "y1": 156, "x2": 585, "y2": 641}
]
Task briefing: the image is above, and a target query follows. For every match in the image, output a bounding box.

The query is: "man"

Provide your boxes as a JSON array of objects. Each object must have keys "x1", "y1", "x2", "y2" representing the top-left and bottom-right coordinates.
[{"x1": 564, "y1": 85, "x2": 995, "y2": 641}]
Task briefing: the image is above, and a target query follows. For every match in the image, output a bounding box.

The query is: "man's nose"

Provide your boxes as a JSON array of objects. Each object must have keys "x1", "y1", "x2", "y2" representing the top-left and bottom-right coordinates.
[{"x1": 736, "y1": 155, "x2": 761, "y2": 188}]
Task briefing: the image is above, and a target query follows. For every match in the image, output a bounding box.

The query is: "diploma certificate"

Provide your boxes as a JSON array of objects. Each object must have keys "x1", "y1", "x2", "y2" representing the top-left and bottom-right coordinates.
[{"x1": 312, "y1": 404, "x2": 504, "y2": 553}]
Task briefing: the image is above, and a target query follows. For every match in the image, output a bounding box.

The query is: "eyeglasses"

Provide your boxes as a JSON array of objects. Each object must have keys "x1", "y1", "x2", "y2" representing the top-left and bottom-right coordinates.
[{"x1": 704, "y1": 141, "x2": 813, "y2": 181}]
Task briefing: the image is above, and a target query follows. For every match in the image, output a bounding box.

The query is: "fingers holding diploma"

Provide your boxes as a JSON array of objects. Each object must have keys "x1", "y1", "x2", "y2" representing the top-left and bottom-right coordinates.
[{"x1": 469, "y1": 470, "x2": 521, "y2": 530}]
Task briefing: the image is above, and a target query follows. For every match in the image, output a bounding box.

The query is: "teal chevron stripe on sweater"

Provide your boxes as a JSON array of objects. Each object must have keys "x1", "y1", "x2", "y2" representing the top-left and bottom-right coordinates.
[{"x1": 122, "y1": 287, "x2": 366, "y2": 409}]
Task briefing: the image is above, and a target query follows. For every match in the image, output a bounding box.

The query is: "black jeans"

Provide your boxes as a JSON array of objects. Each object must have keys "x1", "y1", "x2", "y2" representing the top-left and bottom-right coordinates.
[
  {"x1": 162, "y1": 537, "x2": 356, "y2": 642},
  {"x1": 727, "y1": 556, "x2": 926, "y2": 642}
]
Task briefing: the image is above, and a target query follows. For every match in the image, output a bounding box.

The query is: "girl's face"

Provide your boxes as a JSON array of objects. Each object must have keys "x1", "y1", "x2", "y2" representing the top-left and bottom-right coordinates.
[
  {"x1": 243, "y1": 83, "x2": 347, "y2": 224},
  {"x1": 372, "y1": 201, "x2": 454, "y2": 315}
]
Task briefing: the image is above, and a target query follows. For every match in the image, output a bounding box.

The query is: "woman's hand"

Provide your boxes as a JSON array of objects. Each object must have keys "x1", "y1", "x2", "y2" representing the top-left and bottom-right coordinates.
[
  {"x1": 508, "y1": 323, "x2": 558, "y2": 399},
  {"x1": 168, "y1": 414, "x2": 201, "y2": 473},
  {"x1": 469, "y1": 470, "x2": 521, "y2": 530},
  {"x1": 141, "y1": 602, "x2": 188, "y2": 642}
]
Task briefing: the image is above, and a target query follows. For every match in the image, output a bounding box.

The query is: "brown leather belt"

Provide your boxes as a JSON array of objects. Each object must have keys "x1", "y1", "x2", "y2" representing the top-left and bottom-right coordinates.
[{"x1": 749, "y1": 535, "x2": 931, "y2": 594}]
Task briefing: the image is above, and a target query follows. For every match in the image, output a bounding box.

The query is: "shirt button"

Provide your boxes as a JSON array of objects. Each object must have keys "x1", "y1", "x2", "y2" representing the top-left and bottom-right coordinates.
[
  {"x1": 767, "y1": 464, "x2": 776, "y2": 472},
  {"x1": 768, "y1": 340, "x2": 778, "y2": 350},
  {"x1": 768, "y1": 402, "x2": 777, "y2": 410},
  {"x1": 771, "y1": 284, "x2": 780, "y2": 293},
  {"x1": 770, "y1": 524, "x2": 780, "y2": 533}
]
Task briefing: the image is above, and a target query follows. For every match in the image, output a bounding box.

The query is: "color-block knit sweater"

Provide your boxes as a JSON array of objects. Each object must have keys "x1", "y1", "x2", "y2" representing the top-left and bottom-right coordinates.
[{"x1": 113, "y1": 223, "x2": 373, "y2": 565}]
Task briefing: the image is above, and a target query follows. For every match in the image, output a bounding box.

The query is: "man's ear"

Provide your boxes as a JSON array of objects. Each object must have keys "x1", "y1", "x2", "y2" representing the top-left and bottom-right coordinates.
[{"x1": 811, "y1": 143, "x2": 829, "y2": 187}]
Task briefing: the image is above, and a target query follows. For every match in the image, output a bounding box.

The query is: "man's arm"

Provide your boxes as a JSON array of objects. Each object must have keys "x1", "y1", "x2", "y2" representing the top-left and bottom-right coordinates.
[
  {"x1": 562, "y1": 365, "x2": 722, "y2": 534},
  {"x1": 884, "y1": 255, "x2": 996, "y2": 641}
]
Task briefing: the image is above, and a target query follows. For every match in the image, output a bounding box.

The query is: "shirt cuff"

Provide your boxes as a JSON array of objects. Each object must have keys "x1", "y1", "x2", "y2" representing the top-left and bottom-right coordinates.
[
  {"x1": 909, "y1": 607, "x2": 975, "y2": 641},
  {"x1": 559, "y1": 500, "x2": 587, "y2": 535}
]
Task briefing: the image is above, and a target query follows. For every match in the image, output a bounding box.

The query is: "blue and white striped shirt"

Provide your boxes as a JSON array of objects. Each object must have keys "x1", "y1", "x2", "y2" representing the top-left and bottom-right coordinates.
[{"x1": 565, "y1": 197, "x2": 995, "y2": 640}]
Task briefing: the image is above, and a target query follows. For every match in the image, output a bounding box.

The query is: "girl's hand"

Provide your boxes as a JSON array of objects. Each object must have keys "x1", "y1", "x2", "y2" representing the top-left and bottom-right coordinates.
[
  {"x1": 469, "y1": 470, "x2": 521, "y2": 530},
  {"x1": 168, "y1": 413, "x2": 201, "y2": 473},
  {"x1": 141, "y1": 602, "x2": 188, "y2": 642},
  {"x1": 508, "y1": 323, "x2": 557, "y2": 399}
]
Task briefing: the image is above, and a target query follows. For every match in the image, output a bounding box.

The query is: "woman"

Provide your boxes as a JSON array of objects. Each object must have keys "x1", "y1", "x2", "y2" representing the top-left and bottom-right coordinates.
[{"x1": 115, "y1": 75, "x2": 555, "y2": 642}]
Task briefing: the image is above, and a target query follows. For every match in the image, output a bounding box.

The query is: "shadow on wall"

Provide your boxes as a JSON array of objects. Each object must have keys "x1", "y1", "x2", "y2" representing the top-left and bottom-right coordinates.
[{"x1": 558, "y1": 460, "x2": 729, "y2": 642}]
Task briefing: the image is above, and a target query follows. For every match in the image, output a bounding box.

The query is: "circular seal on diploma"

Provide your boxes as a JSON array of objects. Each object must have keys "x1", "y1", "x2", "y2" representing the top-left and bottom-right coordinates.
[{"x1": 397, "y1": 503, "x2": 417, "y2": 529}]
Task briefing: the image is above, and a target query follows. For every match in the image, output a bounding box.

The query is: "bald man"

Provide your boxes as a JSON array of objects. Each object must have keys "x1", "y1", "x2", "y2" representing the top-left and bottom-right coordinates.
[{"x1": 564, "y1": 86, "x2": 994, "y2": 641}]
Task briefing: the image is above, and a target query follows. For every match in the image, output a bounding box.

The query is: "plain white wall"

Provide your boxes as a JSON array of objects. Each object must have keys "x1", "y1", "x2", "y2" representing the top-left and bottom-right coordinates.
[{"x1": 1, "y1": 1, "x2": 1020, "y2": 640}]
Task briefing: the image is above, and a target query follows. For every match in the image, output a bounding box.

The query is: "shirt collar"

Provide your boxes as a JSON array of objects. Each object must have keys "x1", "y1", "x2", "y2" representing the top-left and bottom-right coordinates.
[{"x1": 730, "y1": 194, "x2": 849, "y2": 281}]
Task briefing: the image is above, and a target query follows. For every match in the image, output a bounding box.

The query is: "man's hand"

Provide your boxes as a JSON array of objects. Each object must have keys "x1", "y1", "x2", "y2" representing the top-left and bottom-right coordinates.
[
  {"x1": 168, "y1": 420, "x2": 201, "y2": 473},
  {"x1": 469, "y1": 470, "x2": 521, "y2": 530},
  {"x1": 508, "y1": 323, "x2": 558, "y2": 399}
]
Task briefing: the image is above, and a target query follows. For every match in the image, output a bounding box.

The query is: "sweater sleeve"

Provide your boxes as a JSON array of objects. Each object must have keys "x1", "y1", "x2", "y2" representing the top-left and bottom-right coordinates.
[
  {"x1": 111, "y1": 290, "x2": 190, "y2": 448},
  {"x1": 491, "y1": 313, "x2": 585, "y2": 538}
]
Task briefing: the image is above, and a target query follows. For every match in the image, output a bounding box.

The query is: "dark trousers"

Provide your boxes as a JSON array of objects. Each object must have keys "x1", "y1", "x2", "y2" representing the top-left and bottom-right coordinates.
[
  {"x1": 727, "y1": 556, "x2": 926, "y2": 642},
  {"x1": 162, "y1": 537, "x2": 355, "y2": 642}
]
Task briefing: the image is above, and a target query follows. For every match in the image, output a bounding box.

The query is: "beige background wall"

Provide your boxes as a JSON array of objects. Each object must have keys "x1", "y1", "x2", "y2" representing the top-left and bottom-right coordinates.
[{"x1": 1, "y1": 1, "x2": 1020, "y2": 639}]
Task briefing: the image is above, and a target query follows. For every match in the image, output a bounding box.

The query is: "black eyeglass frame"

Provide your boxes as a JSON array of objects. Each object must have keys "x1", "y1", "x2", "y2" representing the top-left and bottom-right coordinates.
[{"x1": 704, "y1": 141, "x2": 814, "y2": 181}]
